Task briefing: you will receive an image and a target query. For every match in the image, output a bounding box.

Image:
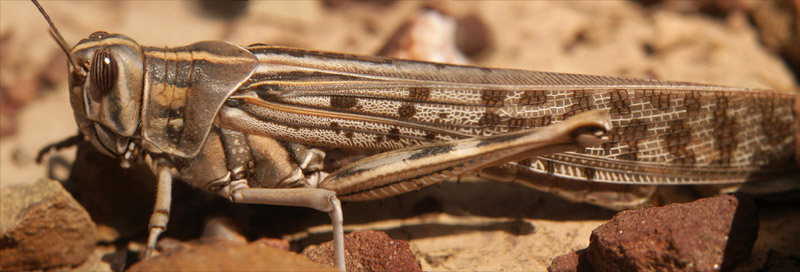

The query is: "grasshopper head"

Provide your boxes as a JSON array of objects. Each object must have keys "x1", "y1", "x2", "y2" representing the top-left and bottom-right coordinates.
[
  {"x1": 33, "y1": 0, "x2": 144, "y2": 158},
  {"x1": 67, "y1": 32, "x2": 144, "y2": 157}
]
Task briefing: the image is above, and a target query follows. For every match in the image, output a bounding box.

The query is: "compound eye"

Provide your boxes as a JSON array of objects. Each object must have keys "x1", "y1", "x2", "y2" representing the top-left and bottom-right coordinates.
[{"x1": 91, "y1": 49, "x2": 117, "y2": 96}]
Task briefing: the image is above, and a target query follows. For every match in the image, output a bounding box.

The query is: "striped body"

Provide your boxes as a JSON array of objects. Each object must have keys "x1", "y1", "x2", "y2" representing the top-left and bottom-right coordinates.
[
  {"x1": 141, "y1": 42, "x2": 256, "y2": 157},
  {"x1": 66, "y1": 36, "x2": 797, "y2": 210}
]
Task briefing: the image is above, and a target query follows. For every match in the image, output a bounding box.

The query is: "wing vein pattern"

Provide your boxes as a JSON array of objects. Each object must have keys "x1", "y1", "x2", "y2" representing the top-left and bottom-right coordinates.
[{"x1": 227, "y1": 46, "x2": 797, "y2": 185}]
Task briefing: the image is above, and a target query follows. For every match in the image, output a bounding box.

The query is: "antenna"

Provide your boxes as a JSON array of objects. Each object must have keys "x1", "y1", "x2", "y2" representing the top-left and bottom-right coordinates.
[{"x1": 31, "y1": 0, "x2": 80, "y2": 69}]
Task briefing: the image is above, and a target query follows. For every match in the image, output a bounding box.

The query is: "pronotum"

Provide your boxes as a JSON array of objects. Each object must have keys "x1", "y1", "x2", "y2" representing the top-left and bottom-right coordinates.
[{"x1": 31, "y1": 1, "x2": 799, "y2": 270}]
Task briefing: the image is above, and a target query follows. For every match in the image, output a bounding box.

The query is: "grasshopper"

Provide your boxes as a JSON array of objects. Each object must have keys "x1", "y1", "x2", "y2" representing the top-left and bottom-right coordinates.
[{"x1": 32, "y1": 1, "x2": 798, "y2": 270}]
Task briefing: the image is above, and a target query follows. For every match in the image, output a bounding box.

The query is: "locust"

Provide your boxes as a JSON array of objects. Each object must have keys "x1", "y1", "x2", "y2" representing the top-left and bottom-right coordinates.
[{"x1": 31, "y1": 1, "x2": 799, "y2": 270}]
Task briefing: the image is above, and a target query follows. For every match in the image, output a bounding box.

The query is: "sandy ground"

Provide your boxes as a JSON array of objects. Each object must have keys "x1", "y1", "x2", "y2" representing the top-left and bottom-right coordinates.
[{"x1": 1, "y1": 1, "x2": 798, "y2": 271}]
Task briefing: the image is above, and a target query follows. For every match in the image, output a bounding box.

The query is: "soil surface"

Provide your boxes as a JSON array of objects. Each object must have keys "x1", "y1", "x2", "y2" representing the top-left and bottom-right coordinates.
[{"x1": 1, "y1": 1, "x2": 798, "y2": 271}]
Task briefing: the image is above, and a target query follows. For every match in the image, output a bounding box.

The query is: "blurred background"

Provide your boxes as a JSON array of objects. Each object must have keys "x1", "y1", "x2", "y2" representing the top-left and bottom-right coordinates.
[{"x1": 1, "y1": 1, "x2": 798, "y2": 271}]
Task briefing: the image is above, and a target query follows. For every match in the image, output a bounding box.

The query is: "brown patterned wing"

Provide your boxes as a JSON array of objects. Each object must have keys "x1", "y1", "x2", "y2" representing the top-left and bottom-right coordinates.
[{"x1": 225, "y1": 45, "x2": 798, "y2": 185}]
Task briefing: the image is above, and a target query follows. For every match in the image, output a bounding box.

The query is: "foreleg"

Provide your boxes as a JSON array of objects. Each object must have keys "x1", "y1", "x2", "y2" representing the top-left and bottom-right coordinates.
[{"x1": 141, "y1": 165, "x2": 173, "y2": 258}]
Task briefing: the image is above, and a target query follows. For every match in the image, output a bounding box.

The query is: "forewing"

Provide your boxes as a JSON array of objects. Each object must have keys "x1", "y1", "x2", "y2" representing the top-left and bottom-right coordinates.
[{"x1": 225, "y1": 46, "x2": 797, "y2": 185}]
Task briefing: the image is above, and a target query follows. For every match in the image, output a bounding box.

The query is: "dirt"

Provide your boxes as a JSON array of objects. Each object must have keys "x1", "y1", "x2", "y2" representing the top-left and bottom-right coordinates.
[{"x1": 1, "y1": 1, "x2": 798, "y2": 271}]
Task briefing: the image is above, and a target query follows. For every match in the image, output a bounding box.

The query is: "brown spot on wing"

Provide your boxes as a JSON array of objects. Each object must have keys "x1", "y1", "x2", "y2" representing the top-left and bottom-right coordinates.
[
  {"x1": 684, "y1": 91, "x2": 702, "y2": 117},
  {"x1": 479, "y1": 111, "x2": 502, "y2": 126},
  {"x1": 398, "y1": 104, "x2": 417, "y2": 118},
  {"x1": 565, "y1": 90, "x2": 595, "y2": 117},
  {"x1": 330, "y1": 122, "x2": 341, "y2": 134},
  {"x1": 651, "y1": 93, "x2": 671, "y2": 110},
  {"x1": 601, "y1": 141, "x2": 616, "y2": 154},
  {"x1": 665, "y1": 119, "x2": 696, "y2": 164},
  {"x1": 506, "y1": 116, "x2": 551, "y2": 131},
  {"x1": 637, "y1": 89, "x2": 671, "y2": 110},
  {"x1": 519, "y1": 90, "x2": 548, "y2": 106},
  {"x1": 609, "y1": 90, "x2": 631, "y2": 115},
  {"x1": 481, "y1": 90, "x2": 507, "y2": 106},
  {"x1": 533, "y1": 116, "x2": 551, "y2": 127},
  {"x1": 330, "y1": 96, "x2": 358, "y2": 109},
  {"x1": 613, "y1": 118, "x2": 650, "y2": 161},
  {"x1": 759, "y1": 98, "x2": 794, "y2": 147},
  {"x1": 711, "y1": 95, "x2": 739, "y2": 165},
  {"x1": 425, "y1": 132, "x2": 437, "y2": 141},
  {"x1": 387, "y1": 127, "x2": 401, "y2": 141},
  {"x1": 408, "y1": 87, "x2": 430, "y2": 101},
  {"x1": 507, "y1": 118, "x2": 526, "y2": 131}
]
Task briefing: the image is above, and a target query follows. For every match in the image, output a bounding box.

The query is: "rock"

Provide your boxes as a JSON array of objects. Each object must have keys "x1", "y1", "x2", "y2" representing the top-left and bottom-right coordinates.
[
  {"x1": 456, "y1": 14, "x2": 493, "y2": 58},
  {"x1": 375, "y1": 8, "x2": 469, "y2": 65},
  {"x1": 749, "y1": 1, "x2": 800, "y2": 71},
  {"x1": 304, "y1": 230, "x2": 421, "y2": 272},
  {"x1": 587, "y1": 194, "x2": 758, "y2": 272},
  {"x1": 549, "y1": 249, "x2": 594, "y2": 272},
  {"x1": 128, "y1": 241, "x2": 334, "y2": 271},
  {"x1": 0, "y1": 178, "x2": 96, "y2": 271}
]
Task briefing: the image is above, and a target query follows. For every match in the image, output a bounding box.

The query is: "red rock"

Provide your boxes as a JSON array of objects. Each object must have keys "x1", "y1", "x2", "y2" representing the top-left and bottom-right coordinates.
[
  {"x1": 549, "y1": 249, "x2": 594, "y2": 272},
  {"x1": 0, "y1": 179, "x2": 96, "y2": 271},
  {"x1": 304, "y1": 230, "x2": 421, "y2": 272},
  {"x1": 587, "y1": 194, "x2": 758, "y2": 272}
]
